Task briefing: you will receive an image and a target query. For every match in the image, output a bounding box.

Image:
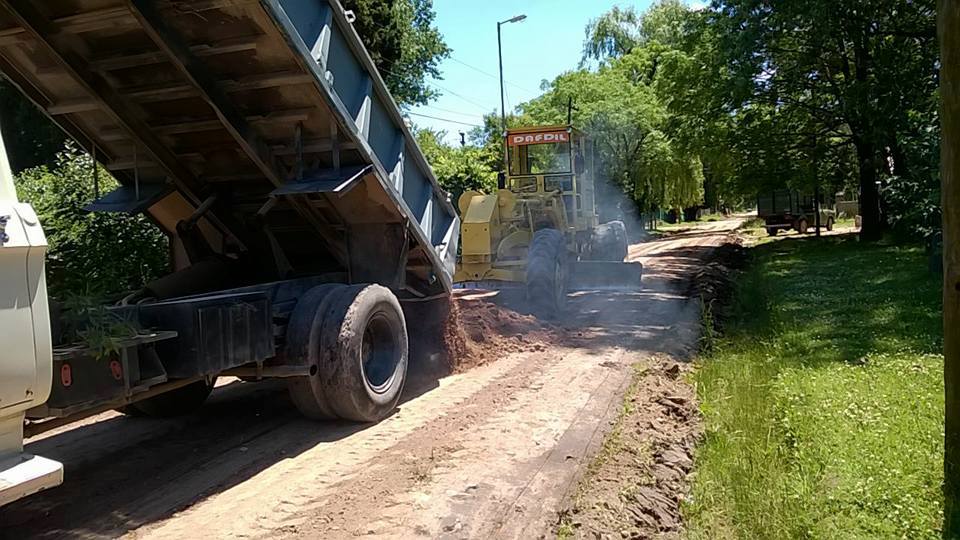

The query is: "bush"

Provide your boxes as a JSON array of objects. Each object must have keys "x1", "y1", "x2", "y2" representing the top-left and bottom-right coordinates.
[{"x1": 15, "y1": 144, "x2": 169, "y2": 299}]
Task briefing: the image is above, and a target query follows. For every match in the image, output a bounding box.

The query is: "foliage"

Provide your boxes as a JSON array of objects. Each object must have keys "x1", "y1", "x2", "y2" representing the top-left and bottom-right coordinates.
[
  {"x1": 527, "y1": 3, "x2": 706, "y2": 215},
  {"x1": 674, "y1": 0, "x2": 940, "y2": 240},
  {"x1": 0, "y1": 81, "x2": 65, "y2": 172},
  {"x1": 344, "y1": 0, "x2": 450, "y2": 106},
  {"x1": 582, "y1": 0, "x2": 690, "y2": 63},
  {"x1": 60, "y1": 295, "x2": 140, "y2": 358},
  {"x1": 416, "y1": 128, "x2": 498, "y2": 205},
  {"x1": 582, "y1": 5, "x2": 642, "y2": 63},
  {"x1": 688, "y1": 237, "x2": 943, "y2": 538},
  {"x1": 15, "y1": 144, "x2": 169, "y2": 298}
]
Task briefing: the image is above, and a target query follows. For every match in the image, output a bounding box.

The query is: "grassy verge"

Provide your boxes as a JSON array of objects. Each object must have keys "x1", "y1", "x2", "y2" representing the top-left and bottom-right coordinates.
[{"x1": 686, "y1": 234, "x2": 944, "y2": 539}]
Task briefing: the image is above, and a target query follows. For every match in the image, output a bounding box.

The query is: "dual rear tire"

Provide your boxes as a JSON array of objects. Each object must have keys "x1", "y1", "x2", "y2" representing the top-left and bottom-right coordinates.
[{"x1": 286, "y1": 284, "x2": 408, "y2": 422}]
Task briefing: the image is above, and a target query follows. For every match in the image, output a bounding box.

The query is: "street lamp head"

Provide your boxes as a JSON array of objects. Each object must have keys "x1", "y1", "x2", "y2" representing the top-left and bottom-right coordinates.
[{"x1": 503, "y1": 14, "x2": 527, "y2": 24}]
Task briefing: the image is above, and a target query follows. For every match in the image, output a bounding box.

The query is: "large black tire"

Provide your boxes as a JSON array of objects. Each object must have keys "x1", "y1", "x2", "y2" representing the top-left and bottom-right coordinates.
[
  {"x1": 526, "y1": 228, "x2": 567, "y2": 318},
  {"x1": 826, "y1": 217, "x2": 835, "y2": 231},
  {"x1": 286, "y1": 284, "x2": 348, "y2": 419},
  {"x1": 125, "y1": 379, "x2": 216, "y2": 418},
  {"x1": 288, "y1": 284, "x2": 409, "y2": 423},
  {"x1": 767, "y1": 227, "x2": 779, "y2": 236},
  {"x1": 796, "y1": 218, "x2": 809, "y2": 234},
  {"x1": 587, "y1": 221, "x2": 628, "y2": 262}
]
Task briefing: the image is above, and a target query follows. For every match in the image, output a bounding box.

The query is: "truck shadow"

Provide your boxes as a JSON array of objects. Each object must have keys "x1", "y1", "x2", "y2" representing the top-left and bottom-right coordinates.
[{"x1": 0, "y1": 346, "x2": 448, "y2": 540}]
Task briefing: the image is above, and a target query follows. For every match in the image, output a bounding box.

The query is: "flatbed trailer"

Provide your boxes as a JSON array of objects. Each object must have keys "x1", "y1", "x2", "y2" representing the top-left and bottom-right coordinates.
[{"x1": 0, "y1": 0, "x2": 460, "y2": 505}]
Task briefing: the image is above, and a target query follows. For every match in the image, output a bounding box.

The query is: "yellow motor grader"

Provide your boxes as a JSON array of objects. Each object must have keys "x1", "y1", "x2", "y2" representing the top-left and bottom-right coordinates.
[{"x1": 454, "y1": 125, "x2": 643, "y2": 315}]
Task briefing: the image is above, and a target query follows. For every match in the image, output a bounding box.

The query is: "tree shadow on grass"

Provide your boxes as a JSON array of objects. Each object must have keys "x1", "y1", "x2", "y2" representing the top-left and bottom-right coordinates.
[{"x1": 729, "y1": 233, "x2": 942, "y2": 369}]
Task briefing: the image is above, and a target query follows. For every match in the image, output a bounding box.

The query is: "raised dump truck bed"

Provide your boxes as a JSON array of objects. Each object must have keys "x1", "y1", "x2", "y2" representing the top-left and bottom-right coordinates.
[
  {"x1": 0, "y1": 1, "x2": 462, "y2": 489},
  {"x1": 0, "y1": 0, "x2": 458, "y2": 296}
]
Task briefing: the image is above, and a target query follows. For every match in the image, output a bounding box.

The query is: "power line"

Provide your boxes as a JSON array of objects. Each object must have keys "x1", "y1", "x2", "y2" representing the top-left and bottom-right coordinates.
[
  {"x1": 449, "y1": 56, "x2": 535, "y2": 94},
  {"x1": 375, "y1": 63, "x2": 491, "y2": 113},
  {"x1": 420, "y1": 104, "x2": 486, "y2": 120},
  {"x1": 427, "y1": 82, "x2": 492, "y2": 112},
  {"x1": 406, "y1": 112, "x2": 482, "y2": 128}
]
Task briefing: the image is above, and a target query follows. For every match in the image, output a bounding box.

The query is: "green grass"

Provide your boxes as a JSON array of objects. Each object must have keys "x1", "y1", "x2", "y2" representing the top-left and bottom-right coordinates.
[{"x1": 686, "y1": 235, "x2": 944, "y2": 539}]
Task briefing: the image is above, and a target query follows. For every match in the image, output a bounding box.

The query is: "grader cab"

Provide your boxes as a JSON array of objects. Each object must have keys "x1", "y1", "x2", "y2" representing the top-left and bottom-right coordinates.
[{"x1": 455, "y1": 125, "x2": 642, "y2": 316}]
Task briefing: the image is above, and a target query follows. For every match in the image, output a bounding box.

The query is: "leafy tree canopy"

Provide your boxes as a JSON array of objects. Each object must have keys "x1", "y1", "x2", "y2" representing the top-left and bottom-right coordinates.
[
  {"x1": 344, "y1": 0, "x2": 450, "y2": 106},
  {"x1": 416, "y1": 127, "x2": 498, "y2": 206},
  {"x1": 687, "y1": 0, "x2": 939, "y2": 239},
  {"x1": 15, "y1": 145, "x2": 169, "y2": 298}
]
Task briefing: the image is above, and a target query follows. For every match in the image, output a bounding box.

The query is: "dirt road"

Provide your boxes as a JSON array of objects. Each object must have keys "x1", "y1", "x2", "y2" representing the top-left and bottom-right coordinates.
[{"x1": 0, "y1": 218, "x2": 741, "y2": 540}]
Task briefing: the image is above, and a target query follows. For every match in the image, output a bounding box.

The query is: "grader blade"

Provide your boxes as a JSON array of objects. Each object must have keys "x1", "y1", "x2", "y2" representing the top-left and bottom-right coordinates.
[{"x1": 568, "y1": 261, "x2": 644, "y2": 291}]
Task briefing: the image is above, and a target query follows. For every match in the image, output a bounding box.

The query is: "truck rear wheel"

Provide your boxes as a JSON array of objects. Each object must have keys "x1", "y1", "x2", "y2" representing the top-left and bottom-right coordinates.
[
  {"x1": 124, "y1": 379, "x2": 216, "y2": 418},
  {"x1": 287, "y1": 284, "x2": 409, "y2": 423},
  {"x1": 526, "y1": 228, "x2": 567, "y2": 318},
  {"x1": 285, "y1": 284, "x2": 348, "y2": 419},
  {"x1": 587, "y1": 221, "x2": 628, "y2": 262}
]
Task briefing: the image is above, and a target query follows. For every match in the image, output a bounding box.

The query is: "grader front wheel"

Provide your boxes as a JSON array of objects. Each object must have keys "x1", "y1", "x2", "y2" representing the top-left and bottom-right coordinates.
[{"x1": 526, "y1": 229, "x2": 568, "y2": 318}]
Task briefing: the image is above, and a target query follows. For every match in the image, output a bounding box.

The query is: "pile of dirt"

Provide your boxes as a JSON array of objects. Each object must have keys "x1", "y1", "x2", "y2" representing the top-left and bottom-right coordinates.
[
  {"x1": 557, "y1": 359, "x2": 701, "y2": 539},
  {"x1": 444, "y1": 294, "x2": 557, "y2": 373},
  {"x1": 687, "y1": 235, "x2": 748, "y2": 325}
]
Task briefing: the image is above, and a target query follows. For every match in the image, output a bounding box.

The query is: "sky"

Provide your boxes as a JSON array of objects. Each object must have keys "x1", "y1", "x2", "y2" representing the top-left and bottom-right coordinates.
[{"x1": 408, "y1": 0, "x2": 657, "y2": 144}]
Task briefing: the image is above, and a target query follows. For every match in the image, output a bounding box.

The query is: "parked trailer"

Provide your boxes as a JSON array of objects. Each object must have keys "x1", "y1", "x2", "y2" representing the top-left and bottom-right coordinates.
[
  {"x1": 0, "y1": 0, "x2": 460, "y2": 505},
  {"x1": 757, "y1": 189, "x2": 835, "y2": 236}
]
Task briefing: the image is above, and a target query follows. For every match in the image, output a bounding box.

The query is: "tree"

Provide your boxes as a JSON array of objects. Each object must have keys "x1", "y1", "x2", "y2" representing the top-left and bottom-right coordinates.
[
  {"x1": 344, "y1": 0, "x2": 450, "y2": 106},
  {"x1": 583, "y1": 6, "x2": 641, "y2": 62},
  {"x1": 582, "y1": 0, "x2": 690, "y2": 63},
  {"x1": 0, "y1": 81, "x2": 65, "y2": 172},
  {"x1": 940, "y1": 0, "x2": 960, "y2": 535},
  {"x1": 416, "y1": 128, "x2": 498, "y2": 206},
  {"x1": 523, "y1": 43, "x2": 703, "y2": 217},
  {"x1": 15, "y1": 145, "x2": 169, "y2": 298},
  {"x1": 710, "y1": 0, "x2": 937, "y2": 241}
]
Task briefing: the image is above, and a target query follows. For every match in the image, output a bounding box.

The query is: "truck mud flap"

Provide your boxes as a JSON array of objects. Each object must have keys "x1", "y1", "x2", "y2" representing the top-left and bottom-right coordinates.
[{"x1": 568, "y1": 261, "x2": 644, "y2": 291}]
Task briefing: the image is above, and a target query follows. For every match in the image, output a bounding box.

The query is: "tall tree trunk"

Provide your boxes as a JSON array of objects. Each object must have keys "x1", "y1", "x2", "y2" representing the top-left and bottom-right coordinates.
[
  {"x1": 854, "y1": 136, "x2": 884, "y2": 241},
  {"x1": 940, "y1": 1, "x2": 960, "y2": 537}
]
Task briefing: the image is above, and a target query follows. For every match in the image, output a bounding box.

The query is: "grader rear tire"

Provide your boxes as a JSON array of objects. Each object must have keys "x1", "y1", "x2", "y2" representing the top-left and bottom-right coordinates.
[
  {"x1": 526, "y1": 229, "x2": 567, "y2": 318},
  {"x1": 588, "y1": 221, "x2": 629, "y2": 262},
  {"x1": 287, "y1": 284, "x2": 409, "y2": 423}
]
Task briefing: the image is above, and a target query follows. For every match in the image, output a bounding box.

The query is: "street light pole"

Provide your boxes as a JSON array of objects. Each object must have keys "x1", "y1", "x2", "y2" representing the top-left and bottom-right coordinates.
[
  {"x1": 497, "y1": 14, "x2": 526, "y2": 135},
  {"x1": 498, "y1": 21, "x2": 505, "y2": 134}
]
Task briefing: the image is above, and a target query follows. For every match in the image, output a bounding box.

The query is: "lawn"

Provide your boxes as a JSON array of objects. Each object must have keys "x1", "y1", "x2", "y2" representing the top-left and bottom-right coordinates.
[{"x1": 685, "y1": 234, "x2": 944, "y2": 539}]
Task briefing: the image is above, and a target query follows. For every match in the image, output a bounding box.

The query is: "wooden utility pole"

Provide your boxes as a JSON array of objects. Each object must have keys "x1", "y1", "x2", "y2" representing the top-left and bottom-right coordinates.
[{"x1": 941, "y1": 1, "x2": 960, "y2": 536}]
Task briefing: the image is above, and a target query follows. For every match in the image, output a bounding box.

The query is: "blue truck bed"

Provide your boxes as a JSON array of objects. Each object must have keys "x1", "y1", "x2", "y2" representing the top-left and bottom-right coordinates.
[{"x1": 0, "y1": 0, "x2": 459, "y2": 296}]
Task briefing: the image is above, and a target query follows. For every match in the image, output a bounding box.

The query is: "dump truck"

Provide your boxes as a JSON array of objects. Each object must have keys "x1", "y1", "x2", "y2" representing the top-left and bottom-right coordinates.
[
  {"x1": 758, "y1": 189, "x2": 836, "y2": 236},
  {"x1": 0, "y1": 0, "x2": 460, "y2": 505},
  {"x1": 455, "y1": 125, "x2": 642, "y2": 315}
]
